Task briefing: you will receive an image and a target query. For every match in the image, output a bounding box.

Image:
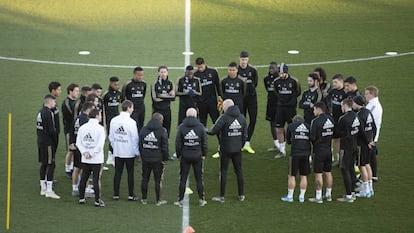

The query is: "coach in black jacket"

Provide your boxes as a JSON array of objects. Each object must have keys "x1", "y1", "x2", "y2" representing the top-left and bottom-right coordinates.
[
  {"x1": 208, "y1": 99, "x2": 247, "y2": 203},
  {"x1": 175, "y1": 108, "x2": 208, "y2": 207},
  {"x1": 139, "y1": 113, "x2": 169, "y2": 206}
]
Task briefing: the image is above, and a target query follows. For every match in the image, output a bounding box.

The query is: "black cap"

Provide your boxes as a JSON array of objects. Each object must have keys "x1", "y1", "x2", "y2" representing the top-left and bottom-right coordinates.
[
  {"x1": 109, "y1": 76, "x2": 119, "y2": 82},
  {"x1": 353, "y1": 95, "x2": 366, "y2": 106},
  {"x1": 186, "y1": 65, "x2": 194, "y2": 71},
  {"x1": 240, "y1": 51, "x2": 249, "y2": 58},
  {"x1": 278, "y1": 63, "x2": 288, "y2": 73}
]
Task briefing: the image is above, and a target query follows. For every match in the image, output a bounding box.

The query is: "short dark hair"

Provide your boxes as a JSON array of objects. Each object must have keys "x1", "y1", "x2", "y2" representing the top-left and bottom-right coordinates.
[
  {"x1": 86, "y1": 93, "x2": 98, "y2": 103},
  {"x1": 341, "y1": 97, "x2": 354, "y2": 108},
  {"x1": 121, "y1": 100, "x2": 133, "y2": 111},
  {"x1": 240, "y1": 51, "x2": 249, "y2": 58},
  {"x1": 332, "y1": 74, "x2": 343, "y2": 80},
  {"x1": 48, "y1": 81, "x2": 61, "y2": 93},
  {"x1": 308, "y1": 73, "x2": 319, "y2": 81},
  {"x1": 81, "y1": 102, "x2": 94, "y2": 112},
  {"x1": 158, "y1": 65, "x2": 168, "y2": 72},
  {"x1": 91, "y1": 83, "x2": 102, "y2": 90},
  {"x1": 195, "y1": 57, "x2": 205, "y2": 65},
  {"x1": 109, "y1": 76, "x2": 119, "y2": 82},
  {"x1": 66, "y1": 83, "x2": 79, "y2": 94},
  {"x1": 152, "y1": 112, "x2": 164, "y2": 122},
  {"x1": 314, "y1": 67, "x2": 327, "y2": 81},
  {"x1": 292, "y1": 115, "x2": 304, "y2": 123},
  {"x1": 88, "y1": 108, "x2": 101, "y2": 118},
  {"x1": 344, "y1": 76, "x2": 357, "y2": 84},
  {"x1": 81, "y1": 86, "x2": 92, "y2": 93},
  {"x1": 314, "y1": 101, "x2": 327, "y2": 113},
  {"x1": 228, "y1": 62, "x2": 238, "y2": 67},
  {"x1": 133, "y1": 66, "x2": 143, "y2": 74}
]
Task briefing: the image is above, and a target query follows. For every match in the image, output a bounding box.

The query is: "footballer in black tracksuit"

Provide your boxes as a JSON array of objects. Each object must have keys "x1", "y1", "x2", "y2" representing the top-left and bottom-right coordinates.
[
  {"x1": 221, "y1": 76, "x2": 246, "y2": 114},
  {"x1": 37, "y1": 104, "x2": 58, "y2": 182},
  {"x1": 238, "y1": 64, "x2": 258, "y2": 141},
  {"x1": 264, "y1": 71, "x2": 278, "y2": 124},
  {"x1": 310, "y1": 113, "x2": 335, "y2": 173},
  {"x1": 151, "y1": 77, "x2": 175, "y2": 137},
  {"x1": 208, "y1": 105, "x2": 247, "y2": 197},
  {"x1": 194, "y1": 66, "x2": 221, "y2": 126},
  {"x1": 273, "y1": 75, "x2": 301, "y2": 127},
  {"x1": 176, "y1": 76, "x2": 202, "y2": 125},
  {"x1": 62, "y1": 96, "x2": 77, "y2": 148},
  {"x1": 175, "y1": 116, "x2": 208, "y2": 201},
  {"x1": 356, "y1": 107, "x2": 377, "y2": 166},
  {"x1": 337, "y1": 110, "x2": 363, "y2": 195},
  {"x1": 327, "y1": 87, "x2": 347, "y2": 137},
  {"x1": 139, "y1": 118, "x2": 169, "y2": 202},
  {"x1": 286, "y1": 120, "x2": 311, "y2": 176},
  {"x1": 299, "y1": 88, "x2": 322, "y2": 124},
  {"x1": 69, "y1": 111, "x2": 90, "y2": 168},
  {"x1": 103, "y1": 86, "x2": 121, "y2": 153},
  {"x1": 121, "y1": 79, "x2": 147, "y2": 131}
]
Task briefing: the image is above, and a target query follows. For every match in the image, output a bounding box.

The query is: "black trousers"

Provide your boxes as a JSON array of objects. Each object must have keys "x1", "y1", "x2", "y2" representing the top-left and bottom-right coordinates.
[
  {"x1": 243, "y1": 95, "x2": 258, "y2": 141},
  {"x1": 178, "y1": 104, "x2": 195, "y2": 126},
  {"x1": 113, "y1": 157, "x2": 135, "y2": 197},
  {"x1": 198, "y1": 101, "x2": 219, "y2": 126},
  {"x1": 79, "y1": 163, "x2": 102, "y2": 203},
  {"x1": 340, "y1": 149, "x2": 357, "y2": 195},
  {"x1": 141, "y1": 161, "x2": 164, "y2": 201},
  {"x1": 178, "y1": 157, "x2": 204, "y2": 201},
  {"x1": 38, "y1": 144, "x2": 56, "y2": 181},
  {"x1": 131, "y1": 108, "x2": 145, "y2": 132},
  {"x1": 371, "y1": 146, "x2": 378, "y2": 177},
  {"x1": 219, "y1": 151, "x2": 244, "y2": 197},
  {"x1": 153, "y1": 108, "x2": 171, "y2": 137}
]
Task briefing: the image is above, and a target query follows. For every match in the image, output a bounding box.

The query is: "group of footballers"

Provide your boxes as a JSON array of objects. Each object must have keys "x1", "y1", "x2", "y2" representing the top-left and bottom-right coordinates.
[{"x1": 36, "y1": 50, "x2": 383, "y2": 205}]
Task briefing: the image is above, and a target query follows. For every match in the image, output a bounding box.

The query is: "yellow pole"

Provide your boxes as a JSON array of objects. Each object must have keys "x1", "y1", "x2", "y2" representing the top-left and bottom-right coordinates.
[{"x1": 6, "y1": 113, "x2": 12, "y2": 230}]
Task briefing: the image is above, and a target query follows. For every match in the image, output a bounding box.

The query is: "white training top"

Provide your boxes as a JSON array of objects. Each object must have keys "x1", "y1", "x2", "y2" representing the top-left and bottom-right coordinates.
[
  {"x1": 366, "y1": 97, "x2": 383, "y2": 142},
  {"x1": 76, "y1": 118, "x2": 106, "y2": 164},
  {"x1": 109, "y1": 111, "x2": 139, "y2": 158}
]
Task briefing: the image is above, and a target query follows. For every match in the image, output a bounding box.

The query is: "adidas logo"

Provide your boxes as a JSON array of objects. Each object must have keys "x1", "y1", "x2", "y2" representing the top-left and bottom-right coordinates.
[
  {"x1": 352, "y1": 117, "x2": 360, "y2": 127},
  {"x1": 184, "y1": 129, "x2": 198, "y2": 140},
  {"x1": 295, "y1": 123, "x2": 309, "y2": 133},
  {"x1": 115, "y1": 126, "x2": 127, "y2": 135},
  {"x1": 323, "y1": 119, "x2": 334, "y2": 129},
  {"x1": 83, "y1": 133, "x2": 94, "y2": 142},
  {"x1": 144, "y1": 132, "x2": 157, "y2": 142},
  {"x1": 366, "y1": 114, "x2": 373, "y2": 124},
  {"x1": 229, "y1": 119, "x2": 242, "y2": 129}
]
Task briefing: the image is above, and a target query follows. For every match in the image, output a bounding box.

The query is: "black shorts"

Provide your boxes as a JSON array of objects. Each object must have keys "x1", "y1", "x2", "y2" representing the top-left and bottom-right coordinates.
[
  {"x1": 332, "y1": 116, "x2": 341, "y2": 138},
  {"x1": 73, "y1": 149, "x2": 82, "y2": 168},
  {"x1": 358, "y1": 145, "x2": 371, "y2": 166},
  {"x1": 313, "y1": 152, "x2": 333, "y2": 173},
  {"x1": 289, "y1": 156, "x2": 310, "y2": 176},
  {"x1": 266, "y1": 102, "x2": 277, "y2": 123},
  {"x1": 275, "y1": 106, "x2": 296, "y2": 128},
  {"x1": 38, "y1": 144, "x2": 56, "y2": 165}
]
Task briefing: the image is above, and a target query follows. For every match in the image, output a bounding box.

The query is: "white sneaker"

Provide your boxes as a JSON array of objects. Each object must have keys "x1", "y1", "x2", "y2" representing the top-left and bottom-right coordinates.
[
  {"x1": 199, "y1": 199, "x2": 207, "y2": 206},
  {"x1": 156, "y1": 200, "x2": 167, "y2": 206},
  {"x1": 274, "y1": 153, "x2": 285, "y2": 159},
  {"x1": 40, "y1": 189, "x2": 46, "y2": 196},
  {"x1": 45, "y1": 191, "x2": 61, "y2": 199}
]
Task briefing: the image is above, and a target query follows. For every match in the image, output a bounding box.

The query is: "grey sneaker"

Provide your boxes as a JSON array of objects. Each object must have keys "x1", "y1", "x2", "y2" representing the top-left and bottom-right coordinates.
[
  {"x1": 113, "y1": 196, "x2": 120, "y2": 200},
  {"x1": 199, "y1": 199, "x2": 207, "y2": 206},
  {"x1": 267, "y1": 146, "x2": 279, "y2": 152},
  {"x1": 72, "y1": 190, "x2": 79, "y2": 197},
  {"x1": 274, "y1": 153, "x2": 285, "y2": 159},
  {"x1": 324, "y1": 195, "x2": 332, "y2": 202},
  {"x1": 238, "y1": 195, "x2": 245, "y2": 201},
  {"x1": 308, "y1": 197, "x2": 323, "y2": 204},
  {"x1": 337, "y1": 195, "x2": 354, "y2": 203},
  {"x1": 212, "y1": 196, "x2": 225, "y2": 203},
  {"x1": 174, "y1": 200, "x2": 183, "y2": 207},
  {"x1": 140, "y1": 199, "x2": 147, "y2": 205},
  {"x1": 128, "y1": 196, "x2": 138, "y2": 201},
  {"x1": 94, "y1": 199, "x2": 106, "y2": 207},
  {"x1": 79, "y1": 198, "x2": 86, "y2": 204},
  {"x1": 156, "y1": 200, "x2": 167, "y2": 206}
]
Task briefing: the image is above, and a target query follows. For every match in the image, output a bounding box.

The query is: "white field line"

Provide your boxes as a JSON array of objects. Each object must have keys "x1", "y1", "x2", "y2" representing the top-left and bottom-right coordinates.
[{"x1": 1, "y1": 51, "x2": 412, "y2": 71}]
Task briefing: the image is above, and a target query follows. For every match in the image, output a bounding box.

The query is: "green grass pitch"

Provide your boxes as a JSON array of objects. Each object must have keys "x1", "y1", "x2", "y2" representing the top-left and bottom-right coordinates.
[{"x1": 0, "y1": 0, "x2": 413, "y2": 232}]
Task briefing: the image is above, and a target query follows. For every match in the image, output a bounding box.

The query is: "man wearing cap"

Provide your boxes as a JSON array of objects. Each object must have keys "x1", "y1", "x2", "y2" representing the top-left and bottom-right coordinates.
[
  {"x1": 353, "y1": 95, "x2": 376, "y2": 198},
  {"x1": 151, "y1": 65, "x2": 175, "y2": 137},
  {"x1": 103, "y1": 77, "x2": 122, "y2": 166},
  {"x1": 299, "y1": 73, "x2": 322, "y2": 124},
  {"x1": 176, "y1": 66, "x2": 202, "y2": 125},
  {"x1": 273, "y1": 63, "x2": 301, "y2": 158},
  {"x1": 264, "y1": 62, "x2": 280, "y2": 151},
  {"x1": 238, "y1": 51, "x2": 258, "y2": 154},
  {"x1": 122, "y1": 67, "x2": 147, "y2": 131},
  {"x1": 364, "y1": 86, "x2": 383, "y2": 182}
]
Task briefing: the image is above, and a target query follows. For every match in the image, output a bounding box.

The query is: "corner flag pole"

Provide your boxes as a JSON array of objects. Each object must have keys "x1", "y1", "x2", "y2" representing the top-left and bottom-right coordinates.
[{"x1": 6, "y1": 113, "x2": 12, "y2": 230}]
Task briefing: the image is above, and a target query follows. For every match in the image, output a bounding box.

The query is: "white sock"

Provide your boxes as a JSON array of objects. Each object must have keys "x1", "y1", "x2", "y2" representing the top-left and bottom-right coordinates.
[
  {"x1": 363, "y1": 182, "x2": 369, "y2": 193},
  {"x1": 280, "y1": 142, "x2": 286, "y2": 154},
  {"x1": 244, "y1": 141, "x2": 250, "y2": 147},
  {"x1": 69, "y1": 162, "x2": 74, "y2": 170},
  {"x1": 336, "y1": 153, "x2": 340, "y2": 161},
  {"x1": 65, "y1": 164, "x2": 71, "y2": 172},
  {"x1": 40, "y1": 180, "x2": 46, "y2": 190},
  {"x1": 316, "y1": 190, "x2": 322, "y2": 200},
  {"x1": 368, "y1": 180, "x2": 373, "y2": 192},
  {"x1": 72, "y1": 185, "x2": 78, "y2": 191},
  {"x1": 299, "y1": 189, "x2": 306, "y2": 199},
  {"x1": 326, "y1": 188, "x2": 332, "y2": 197},
  {"x1": 274, "y1": 140, "x2": 280, "y2": 148},
  {"x1": 46, "y1": 181, "x2": 53, "y2": 192},
  {"x1": 287, "y1": 189, "x2": 294, "y2": 198}
]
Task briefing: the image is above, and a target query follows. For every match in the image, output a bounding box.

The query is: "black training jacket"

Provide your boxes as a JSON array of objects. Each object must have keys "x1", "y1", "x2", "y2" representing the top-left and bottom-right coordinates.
[
  {"x1": 337, "y1": 110, "x2": 362, "y2": 151},
  {"x1": 286, "y1": 121, "x2": 311, "y2": 157},
  {"x1": 139, "y1": 119, "x2": 169, "y2": 162},
  {"x1": 175, "y1": 117, "x2": 208, "y2": 160},
  {"x1": 37, "y1": 106, "x2": 58, "y2": 146},
  {"x1": 356, "y1": 107, "x2": 377, "y2": 146},
  {"x1": 310, "y1": 113, "x2": 335, "y2": 156}
]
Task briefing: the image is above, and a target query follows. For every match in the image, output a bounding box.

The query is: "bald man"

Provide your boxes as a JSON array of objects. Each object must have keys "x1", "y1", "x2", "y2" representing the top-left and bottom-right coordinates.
[
  {"x1": 174, "y1": 108, "x2": 208, "y2": 207},
  {"x1": 208, "y1": 99, "x2": 248, "y2": 203}
]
